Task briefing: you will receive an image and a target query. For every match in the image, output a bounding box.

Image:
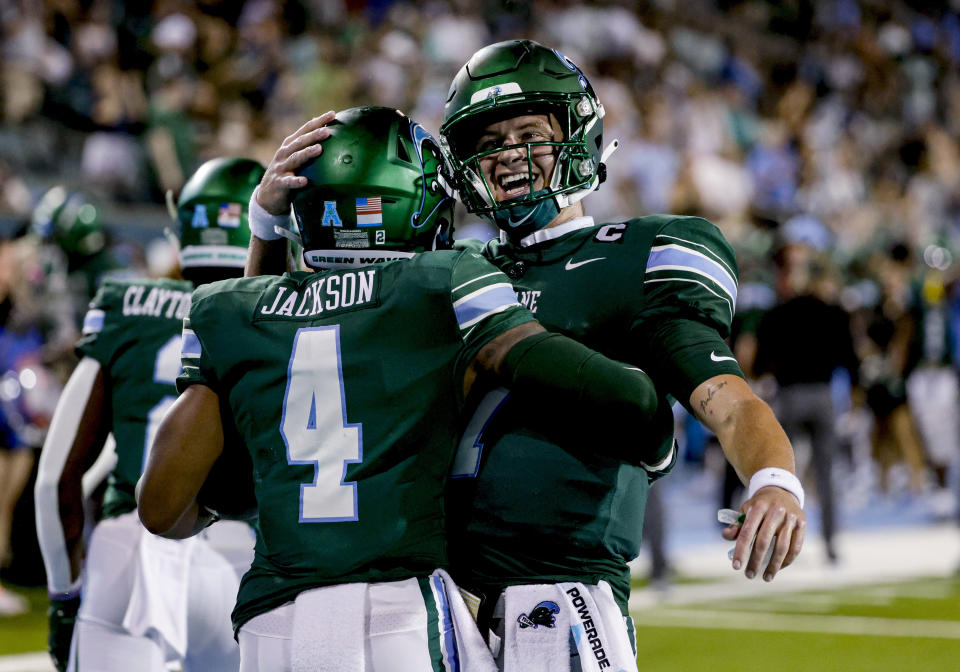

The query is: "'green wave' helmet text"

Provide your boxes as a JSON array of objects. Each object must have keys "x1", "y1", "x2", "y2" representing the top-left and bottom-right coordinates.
[
  {"x1": 439, "y1": 40, "x2": 612, "y2": 238},
  {"x1": 176, "y1": 157, "x2": 265, "y2": 273},
  {"x1": 292, "y1": 106, "x2": 454, "y2": 270}
]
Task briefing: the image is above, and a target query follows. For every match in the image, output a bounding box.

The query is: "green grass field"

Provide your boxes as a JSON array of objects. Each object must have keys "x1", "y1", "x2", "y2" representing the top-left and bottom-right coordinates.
[
  {"x1": 0, "y1": 585, "x2": 50, "y2": 656},
  {"x1": 3, "y1": 577, "x2": 960, "y2": 670},
  {"x1": 630, "y1": 577, "x2": 960, "y2": 672}
]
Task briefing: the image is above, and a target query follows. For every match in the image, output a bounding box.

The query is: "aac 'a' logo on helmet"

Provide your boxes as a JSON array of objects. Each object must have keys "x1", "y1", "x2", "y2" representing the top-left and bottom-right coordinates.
[
  {"x1": 486, "y1": 85, "x2": 503, "y2": 99},
  {"x1": 191, "y1": 204, "x2": 209, "y2": 228},
  {"x1": 517, "y1": 601, "x2": 560, "y2": 629},
  {"x1": 322, "y1": 201, "x2": 342, "y2": 227}
]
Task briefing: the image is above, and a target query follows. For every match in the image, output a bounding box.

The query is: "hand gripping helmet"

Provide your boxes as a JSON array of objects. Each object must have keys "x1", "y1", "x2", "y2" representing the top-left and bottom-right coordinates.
[
  {"x1": 174, "y1": 157, "x2": 265, "y2": 282},
  {"x1": 291, "y1": 106, "x2": 455, "y2": 270},
  {"x1": 31, "y1": 187, "x2": 106, "y2": 260},
  {"x1": 439, "y1": 40, "x2": 617, "y2": 239}
]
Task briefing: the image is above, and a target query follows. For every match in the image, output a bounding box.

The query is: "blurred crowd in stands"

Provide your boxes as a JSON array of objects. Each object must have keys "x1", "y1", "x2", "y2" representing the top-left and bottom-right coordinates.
[{"x1": 2, "y1": 0, "x2": 960, "y2": 606}]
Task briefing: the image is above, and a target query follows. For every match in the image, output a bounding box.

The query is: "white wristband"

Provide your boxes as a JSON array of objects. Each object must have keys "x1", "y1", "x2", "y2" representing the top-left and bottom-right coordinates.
[
  {"x1": 747, "y1": 467, "x2": 804, "y2": 509},
  {"x1": 248, "y1": 187, "x2": 291, "y2": 241}
]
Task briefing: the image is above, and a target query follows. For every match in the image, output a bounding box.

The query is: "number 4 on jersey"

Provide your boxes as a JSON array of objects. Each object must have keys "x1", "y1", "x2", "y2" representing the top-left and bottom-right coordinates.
[{"x1": 282, "y1": 327, "x2": 363, "y2": 522}]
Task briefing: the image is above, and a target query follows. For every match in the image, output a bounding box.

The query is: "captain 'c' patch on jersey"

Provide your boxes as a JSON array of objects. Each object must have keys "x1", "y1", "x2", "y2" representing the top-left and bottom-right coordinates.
[
  {"x1": 594, "y1": 223, "x2": 626, "y2": 243},
  {"x1": 644, "y1": 233, "x2": 738, "y2": 317}
]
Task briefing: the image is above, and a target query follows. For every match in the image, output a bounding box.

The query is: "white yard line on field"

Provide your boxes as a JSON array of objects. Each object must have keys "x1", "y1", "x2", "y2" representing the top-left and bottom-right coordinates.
[
  {"x1": 630, "y1": 524, "x2": 960, "y2": 610},
  {"x1": 0, "y1": 652, "x2": 55, "y2": 672},
  {"x1": 632, "y1": 608, "x2": 960, "y2": 639}
]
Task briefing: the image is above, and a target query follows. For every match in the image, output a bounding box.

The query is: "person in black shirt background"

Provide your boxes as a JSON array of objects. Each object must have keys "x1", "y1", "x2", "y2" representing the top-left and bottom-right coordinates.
[{"x1": 755, "y1": 240, "x2": 860, "y2": 563}]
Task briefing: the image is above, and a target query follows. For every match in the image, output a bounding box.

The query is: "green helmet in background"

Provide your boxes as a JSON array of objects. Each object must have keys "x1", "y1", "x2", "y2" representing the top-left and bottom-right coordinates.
[
  {"x1": 439, "y1": 39, "x2": 613, "y2": 238},
  {"x1": 176, "y1": 157, "x2": 265, "y2": 278},
  {"x1": 292, "y1": 106, "x2": 454, "y2": 270},
  {"x1": 31, "y1": 186, "x2": 106, "y2": 260}
]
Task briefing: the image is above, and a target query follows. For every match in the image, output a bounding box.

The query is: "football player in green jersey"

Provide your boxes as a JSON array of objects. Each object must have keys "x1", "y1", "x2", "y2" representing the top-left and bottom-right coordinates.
[
  {"x1": 34, "y1": 157, "x2": 265, "y2": 672},
  {"x1": 137, "y1": 106, "x2": 669, "y2": 672},
  {"x1": 438, "y1": 40, "x2": 808, "y2": 671}
]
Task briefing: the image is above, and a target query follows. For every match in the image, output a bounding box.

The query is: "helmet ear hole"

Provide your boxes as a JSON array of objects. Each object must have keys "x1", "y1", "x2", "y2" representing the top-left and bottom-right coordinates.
[{"x1": 396, "y1": 135, "x2": 412, "y2": 163}]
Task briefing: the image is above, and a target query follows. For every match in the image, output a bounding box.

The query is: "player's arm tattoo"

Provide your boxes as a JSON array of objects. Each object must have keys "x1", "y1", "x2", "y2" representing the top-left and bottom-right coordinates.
[{"x1": 698, "y1": 380, "x2": 727, "y2": 415}]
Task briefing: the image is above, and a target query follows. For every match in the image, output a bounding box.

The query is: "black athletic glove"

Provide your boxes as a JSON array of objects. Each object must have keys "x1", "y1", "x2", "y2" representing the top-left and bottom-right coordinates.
[{"x1": 47, "y1": 595, "x2": 81, "y2": 672}]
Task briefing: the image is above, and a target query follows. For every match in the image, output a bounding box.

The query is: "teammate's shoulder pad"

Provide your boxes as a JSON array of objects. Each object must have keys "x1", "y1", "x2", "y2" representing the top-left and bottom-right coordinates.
[
  {"x1": 656, "y1": 214, "x2": 728, "y2": 239},
  {"x1": 410, "y1": 248, "x2": 464, "y2": 270},
  {"x1": 191, "y1": 274, "x2": 275, "y2": 303},
  {"x1": 453, "y1": 238, "x2": 485, "y2": 254}
]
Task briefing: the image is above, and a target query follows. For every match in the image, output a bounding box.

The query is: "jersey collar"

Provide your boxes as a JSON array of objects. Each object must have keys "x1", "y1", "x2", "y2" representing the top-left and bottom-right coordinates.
[{"x1": 503, "y1": 216, "x2": 596, "y2": 248}]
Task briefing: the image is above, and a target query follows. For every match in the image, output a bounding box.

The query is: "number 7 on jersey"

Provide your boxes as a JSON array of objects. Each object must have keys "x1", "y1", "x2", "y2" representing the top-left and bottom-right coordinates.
[{"x1": 281, "y1": 326, "x2": 363, "y2": 522}]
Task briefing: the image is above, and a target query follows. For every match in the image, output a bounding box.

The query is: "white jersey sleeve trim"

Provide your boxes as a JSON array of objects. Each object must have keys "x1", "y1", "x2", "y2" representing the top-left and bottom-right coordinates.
[{"x1": 35, "y1": 357, "x2": 102, "y2": 596}]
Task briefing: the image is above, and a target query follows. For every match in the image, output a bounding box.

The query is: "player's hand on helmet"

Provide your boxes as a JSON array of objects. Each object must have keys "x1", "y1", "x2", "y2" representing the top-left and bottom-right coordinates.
[
  {"x1": 723, "y1": 487, "x2": 806, "y2": 582},
  {"x1": 258, "y1": 111, "x2": 337, "y2": 215},
  {"x1": 47, "y1": 594, "x2": 81, "y2": 672}
]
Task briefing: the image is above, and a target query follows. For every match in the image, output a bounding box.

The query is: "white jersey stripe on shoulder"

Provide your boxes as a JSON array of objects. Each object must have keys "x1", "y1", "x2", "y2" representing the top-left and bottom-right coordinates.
[
  {"x1": 453, "y1": 282, "x2": 516, "y2": 308},
  {"x1": 646, "y1": 261, "x2": 737, "y2": 304},
  {"x1": 454, "y1": 283, "x2": 519, "y2": 330},
  {"x1": 458, "y1": 303, "x2": 515, "y2": 331},
  {"x1": 655, "y1": 233, "x2": 737, "y2": 279},
  {"x1": 647, "y1": 244, "x2": 738, "y2": 301},
  {"x1": 643, "y1": 276, "x2": 734, "y2": 316},
  {"x1": 81, "y1": 309, "x2": 105, "y2": 335},
  {"x1": 180, "y1": 327, "x2": 202, "y2": 359},
  {"x1": 452, "y1": 271, "x2": 504, "y2": 294}
]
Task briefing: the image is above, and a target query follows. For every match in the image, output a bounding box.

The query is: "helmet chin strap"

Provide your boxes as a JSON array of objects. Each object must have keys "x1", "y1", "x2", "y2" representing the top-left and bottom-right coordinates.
[
  {"x1": 163, "y1": 191, "x2": 182, "y2": 256},
  {"x1": 165, "y1": 189, "x2": 178, "y2": 222},
  {"x1": 162, "y1": 227, "x2": 181, "y2": 256},
  {"x1": 274, "y1": 225, "x2": 303, "y2": 246},
  {"x1": 491, "y1": 193, "x2": 560, "y2": 240}
]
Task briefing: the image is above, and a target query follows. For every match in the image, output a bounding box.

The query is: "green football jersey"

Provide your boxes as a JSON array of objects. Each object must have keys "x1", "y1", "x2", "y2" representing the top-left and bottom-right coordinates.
[
  {"x1": 176, "y1": 250, "x2": 534, "y2": 631},
  {"x1": 449, "y1": 215, "x2": 744, "y2": 610},
  {"x1": 77, "y1": 278, "x2": 193, "y2": 518}
]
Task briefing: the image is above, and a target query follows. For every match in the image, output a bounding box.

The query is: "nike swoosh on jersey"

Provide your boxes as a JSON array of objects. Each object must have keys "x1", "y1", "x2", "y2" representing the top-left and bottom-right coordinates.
[
  {"x1": 564, "y1": 257, "x2": 606, "y2": 270},
  {"x1": 710, "y1": 351, "x2": 737, "y2": 363}
]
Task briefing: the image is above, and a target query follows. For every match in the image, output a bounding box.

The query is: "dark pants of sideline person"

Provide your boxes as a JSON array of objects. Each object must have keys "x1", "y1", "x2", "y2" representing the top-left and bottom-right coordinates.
[{"x1": 772, "y1": 382, "x2": 838, "y2": 562}]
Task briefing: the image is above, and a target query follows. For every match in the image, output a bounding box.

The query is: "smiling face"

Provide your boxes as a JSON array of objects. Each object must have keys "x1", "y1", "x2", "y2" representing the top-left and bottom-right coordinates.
[{"x1": 473, "y1": 113, "x2": 562, "y2": 203}]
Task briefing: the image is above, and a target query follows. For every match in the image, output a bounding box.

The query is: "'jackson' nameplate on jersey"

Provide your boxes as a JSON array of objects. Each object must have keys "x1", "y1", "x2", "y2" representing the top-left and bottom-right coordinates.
[{"x1": 254, "y1": 268, "x2": 381, "y2": 321}]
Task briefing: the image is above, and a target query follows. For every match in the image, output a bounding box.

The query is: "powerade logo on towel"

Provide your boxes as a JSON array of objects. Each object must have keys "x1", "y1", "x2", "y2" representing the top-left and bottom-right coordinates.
[{"x1": 564, "y1": 587, "x2": 609, "y2": 669}]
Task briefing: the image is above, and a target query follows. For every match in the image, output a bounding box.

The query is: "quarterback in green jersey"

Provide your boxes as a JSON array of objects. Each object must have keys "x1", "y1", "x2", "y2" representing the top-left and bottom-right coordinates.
[
  {"x1": 438, "y1": 40, "x2": 808, "y2": 671},
  {"x1": 34, "y1": 157, "x2": 265, "y2": 672},
  {"x1": 137, "y1": 107, "x2": 668, "y2": 672}
]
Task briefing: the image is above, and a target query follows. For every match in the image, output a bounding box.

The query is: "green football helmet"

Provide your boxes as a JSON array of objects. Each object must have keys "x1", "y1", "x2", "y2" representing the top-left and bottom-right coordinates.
[
  {"x1": 439, "y1": 40, "x2": 616, "y2": 239},
  {"x1": 31, "y1": 186, "x2": 106, "y2": 258},
  {"x1": 291, "y1": 106, "x2": 454, "y2": 270},
  {"x1": 175, "y1": 157, "x2": 265, "y2": 276}
]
